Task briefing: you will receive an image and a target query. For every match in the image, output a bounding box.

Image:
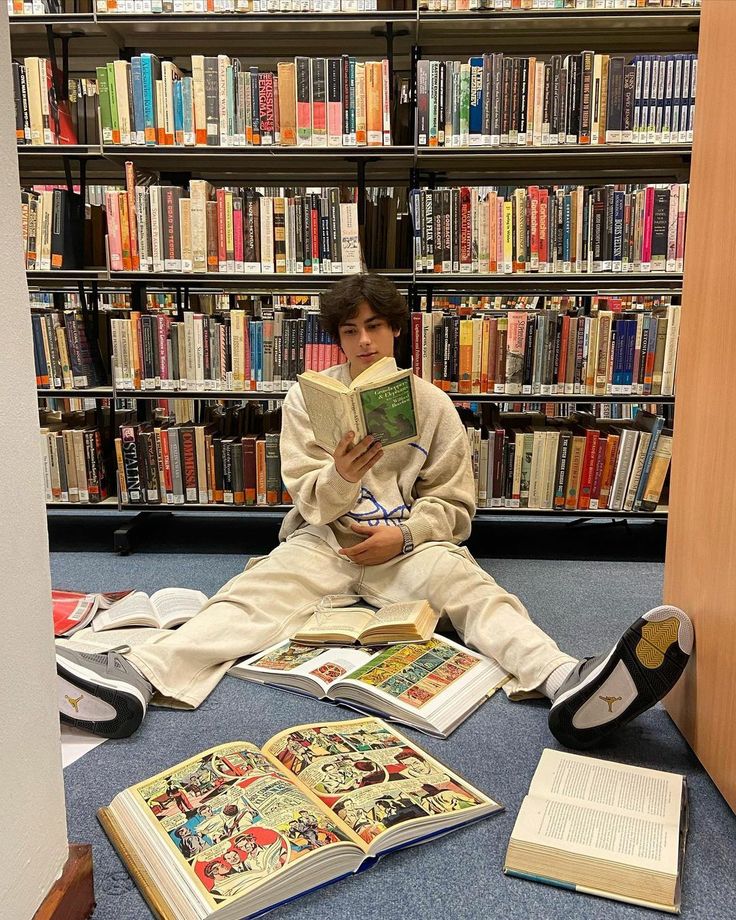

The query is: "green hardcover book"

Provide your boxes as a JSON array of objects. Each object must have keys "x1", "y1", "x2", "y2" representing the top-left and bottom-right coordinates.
[
  {"x1": 106, "y1": 61, "x2": 119, "y2": 144},
  {"x1": 459, "y1": 62, "x2": 471, "y2": 146},
  {"x1": 297, "y1": 357, "x2": 417, "y2": 453},
  {"x1": 96, "y1": 65, "x2": 113, "y2": 145}
]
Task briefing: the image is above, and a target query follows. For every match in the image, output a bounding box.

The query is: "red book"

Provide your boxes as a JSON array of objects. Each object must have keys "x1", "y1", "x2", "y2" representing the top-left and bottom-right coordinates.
[
  {"x1": 529, "y1": 185, "x2": 540, "y2": 268},
  {"x1": 243, "y1": 435, "x2": 257, "y2": 505},
  {"x1": 577, "y1": 429, "x2": 600, "y2": 511},
  {"x1": 411, "y1": 311, "x2": 423, "y2": 377},
  {"x1": 556, "y1": 314, "x2": 570, "y2": 392},
  {"x1": 589, "y1": 434, "x2": 608, "y2": 509},
  {"x1": 460, "y1": 187, "x2": 472, "y2": 270},
  {"x1": 52, "y1": 589, "x2": 133, "y2": 637},
  {"x1": 641, "y1": 185, "x2": 655, "y2": 267},
  {"x1": 216, "y1": 188, "x2": 227, "y2": 273},
  {"x1": 538, "y1": 188, "x2": 549, "y2": 268}
]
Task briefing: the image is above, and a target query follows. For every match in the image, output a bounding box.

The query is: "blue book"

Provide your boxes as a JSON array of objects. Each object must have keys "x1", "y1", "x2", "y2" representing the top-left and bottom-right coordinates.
[
  {"x1": 612, "y1": 318, "x2": 627, "y2": 393},
  {"x1": 469, "y1": 56, "x2": 484, "y2": 142},
  {"x1": 623, "y1": 318, "x2": 637, "y2": 393},
  {"x1": 612, "y1": 190, "x2": 624, "y2": 269},
  {"x1": 679, "y1": 54, "x2": 692, "y2": 142},
  {"x1": 634, "y1": 414, "x2": 665, "y2": 510},
  {"x1": 130, "y1": 57, "x2": 145, "y2": 145},
  {"x1": 172, "y1": 79, "x2": 184, "y2": 145},
  {"x1": 562, "y1": 193, "x2": 572, "y2": 266},
  {"x1": 140, "y1": 53, "x2": 160, "y2": 145}
]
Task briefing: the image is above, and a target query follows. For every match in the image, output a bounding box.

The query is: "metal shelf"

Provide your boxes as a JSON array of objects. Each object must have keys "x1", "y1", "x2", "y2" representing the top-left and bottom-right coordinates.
[
  {"x1": 474, "y1": 505, "x2": 668, "y2": 519},
  {"x1": 38, "y1": 387, "x2": 113, "y2": 398},
  {"x1": 107, "y1": 270, "x2": 414, "y2": 288},
  {"x1": 413, "y1": 273, "x2": 684, "y2": 293},
  {"x1": 446, "y1": 392, "x2": 675, "y2": 404},
  {"x1": 115, "y1": 388, "x2": 289, "y2": 400},
  {"x1": 46, "y1": 496, "x2": 118, "y2": 509}
]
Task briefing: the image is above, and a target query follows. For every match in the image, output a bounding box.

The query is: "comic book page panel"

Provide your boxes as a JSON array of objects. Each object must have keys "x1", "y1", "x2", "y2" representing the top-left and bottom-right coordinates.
[
  {"x1": 130, "y1": 743, "x2": 361, "y2": 908},
  {"x1": 262, "y1": 718, "x2": 499, "y2": 846}
]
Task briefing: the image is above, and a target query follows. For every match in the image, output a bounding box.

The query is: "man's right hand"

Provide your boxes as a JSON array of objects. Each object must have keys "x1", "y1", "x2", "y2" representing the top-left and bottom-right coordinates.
[{"x1": 333, "y1": 432, "x2": 383, "y2": 483}]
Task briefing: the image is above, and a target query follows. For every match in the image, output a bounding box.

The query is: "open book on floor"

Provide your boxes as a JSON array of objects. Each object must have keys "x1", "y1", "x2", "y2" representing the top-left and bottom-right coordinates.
[
  {"x1": 90, "y1": 588, "x2": 208, "y2": 631},
  {"x1": 99, "y1": 716, "x2": 503, "y2": 920},
  {"x1": 503, "y1": 748, "x2": 689, "y2": 914},
  {"x1": 53, "y1": 588, "x2": 135, "y2": 636},
  {"x1": 292, "y1": 599, "x2": 440, "y2": 646},
  {"x1": 297, "y1": 357, "x2": 417, "y2": 453},
  {"x1": 229, "y1": 635, "x2": 509, "y2": 738}
]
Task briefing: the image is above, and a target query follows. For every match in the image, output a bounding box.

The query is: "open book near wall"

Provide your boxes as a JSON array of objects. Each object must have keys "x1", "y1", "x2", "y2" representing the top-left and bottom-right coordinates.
[
  {"x1": 504, "y1": 748, "x2": 689, "y2": 913},
  {"x1": 99, "y1": 716, "x2": 503, "y2": 920},
  {"x1": 229, "y1": 634, "x2": 509, "y2": 738},
  {"x1": 297, "y1": 357, "x2": 418, "y2": 453}
]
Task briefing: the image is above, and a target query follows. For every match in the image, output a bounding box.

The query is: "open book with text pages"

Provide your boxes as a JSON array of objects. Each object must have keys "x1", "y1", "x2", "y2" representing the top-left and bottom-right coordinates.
[
  {"x1": 297, "y1": 356, "x2": 417, "y2": 453},
  {"x1": 99, "y1": 717, "x2": 503, "y2": 920},
  {"x1": 229, "y1": 635, "x2": 509, "y2": 738},
  {"x1": 503, "y1": 748, "x2": 689, "y2": 913},
  {"x1": 91, "y1": 588, "x2": 208, "y2": 632},
  {"x1": 291, "y1": 599, "x2": 440, "y2": 646}
]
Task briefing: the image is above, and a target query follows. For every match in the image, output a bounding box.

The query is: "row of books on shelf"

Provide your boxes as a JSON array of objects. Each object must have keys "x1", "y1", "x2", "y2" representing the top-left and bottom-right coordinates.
[
  {"x1": 117, "y1": 421, "x2": 287, "y2": 506},
  {"x1": 6, "y1": 0, "x2": 701, "y2": 16},
  {"x1": 40, "y1": 411, "x2": 110, "y2": 504},
  {"x1": 14, "y1": 50, "x2": 698, "y2": 151},
  {"x1": 12, "y1": 62, "x2": 98, "y2": 147},
  {"x1": 412, "y1": 304, "x2": 680, "y2": 397},
  {"x1": 110, "y1": 309, "x2": 345, "y2": 392},
  {"x1": 420, "y1": 0, "x2": 698, "y2": 8},
  {"x1": 21, "y1": 179, "x2": 688, "y2": 276},
  {"x1": 21, "y1": 183, "x2": 409, "y2": 273},
  {"x1": 91, "y1": 56, "x2": 394, "y2": 149},
  {"x1": 418, "y1": 52, "x2": 696, "y2": 148},
  {"x1": 462, "y1": 406, "x2": 671, "y2": 511},
  {"x1": 31, "y1": 309, "x2": 106, "y2": 389},
  {"x1": 411, "y1": 182, "x2": 688, "y2": 274},
  {"x1": 31, "y1": 290, "x2": 680, "y2": 395}
]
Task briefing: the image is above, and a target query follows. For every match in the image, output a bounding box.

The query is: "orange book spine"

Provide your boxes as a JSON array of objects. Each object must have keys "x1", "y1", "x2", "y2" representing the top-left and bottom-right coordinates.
[
  {"x1": 577, "y1": 430, "x2": 600, "y2": 511},
  {"x1": 256, "y1": 439, "x2": 267, "y2": 505}
]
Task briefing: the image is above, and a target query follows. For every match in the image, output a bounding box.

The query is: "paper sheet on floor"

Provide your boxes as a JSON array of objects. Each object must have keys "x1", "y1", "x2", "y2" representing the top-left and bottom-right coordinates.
[{"x1": 61, "y1": 724, "x2": 107, "y2": 768}]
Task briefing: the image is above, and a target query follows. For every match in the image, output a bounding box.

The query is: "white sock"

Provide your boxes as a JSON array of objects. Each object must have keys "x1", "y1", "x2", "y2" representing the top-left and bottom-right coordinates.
[{"x1": 540, "y1": 660, "x2": 579, "y2": 701}]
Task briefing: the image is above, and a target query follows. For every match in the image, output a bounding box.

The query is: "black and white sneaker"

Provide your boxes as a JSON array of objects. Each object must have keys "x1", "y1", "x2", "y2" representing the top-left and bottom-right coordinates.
[
  {"x1": 548, "y1": 605, "x2": 693, "y2": 750},
  {"x1": 57, "y1": 646, "x2": 154, "y2": 739}
]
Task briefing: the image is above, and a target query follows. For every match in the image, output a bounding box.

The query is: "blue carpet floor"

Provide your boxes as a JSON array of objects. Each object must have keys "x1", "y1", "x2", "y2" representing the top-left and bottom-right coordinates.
[{"x1": 52, "y1": 530, "x2": 736, "y2": 920}]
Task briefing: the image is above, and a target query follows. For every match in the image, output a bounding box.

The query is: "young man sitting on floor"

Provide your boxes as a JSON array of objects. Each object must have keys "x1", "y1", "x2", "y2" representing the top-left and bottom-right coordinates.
[{"x1": 56, "y1": 273, "x2": 693, "y2": 749}]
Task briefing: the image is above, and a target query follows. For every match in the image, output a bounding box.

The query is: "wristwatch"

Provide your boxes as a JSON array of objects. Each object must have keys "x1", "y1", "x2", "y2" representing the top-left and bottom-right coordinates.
[{"x1": 398, "y1": 523, "x2": 414, "y2": 555}]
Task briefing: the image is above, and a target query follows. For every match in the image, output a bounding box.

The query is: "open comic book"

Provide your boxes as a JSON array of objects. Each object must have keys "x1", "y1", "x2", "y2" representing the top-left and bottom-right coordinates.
[
  {"x1": 297, "y1": 357, "x2": 418, "y2": 453},
  {"x1": 99, "y1": 717, "x2": 503, "y2": 920},
  {"x1": 503, "y1": 749, "x2": 689, "y2": 913},
  {"x1": 229, "y1": 635, "x2": 509, "y2": 738}
]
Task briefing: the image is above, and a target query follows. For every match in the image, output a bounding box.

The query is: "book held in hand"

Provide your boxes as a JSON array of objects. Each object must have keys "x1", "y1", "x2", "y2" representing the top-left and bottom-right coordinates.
[
  {"x1": 297, "y1": 357, "x2": 418, "y2": 453},
  {"x1": 292, "y1": 598, "x2": 440, "y2": 647},
  {"x1": 99, "y1": 716, "x2": 503, "y2": 920},
  {"x1": 230, "y1": 635, "x2": 508, "y2": 738},
  {"x1": 53, "y1": 589, "x2": 135, "y2": 637},
  {"x1": 503, "y1": 748, "x2": 689, "y2": 913},
  {"x1": 91, "y1": 588, "x2": 208, "y2": 632}
]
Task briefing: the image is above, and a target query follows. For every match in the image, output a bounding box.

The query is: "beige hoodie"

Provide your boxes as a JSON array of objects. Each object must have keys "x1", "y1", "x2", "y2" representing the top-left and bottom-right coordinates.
[{"x1": 278, "y1": 359, "x2": 476, "y2": 549}]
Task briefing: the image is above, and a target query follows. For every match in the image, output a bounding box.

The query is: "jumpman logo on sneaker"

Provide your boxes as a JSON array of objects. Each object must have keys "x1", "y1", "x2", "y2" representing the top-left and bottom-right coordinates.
[
  {"x1": 599, "y1": 695, "x2": 622, "y2": 713},
  {"x1": 65, "y1": 693, "x2": 84, "y2": 712}
]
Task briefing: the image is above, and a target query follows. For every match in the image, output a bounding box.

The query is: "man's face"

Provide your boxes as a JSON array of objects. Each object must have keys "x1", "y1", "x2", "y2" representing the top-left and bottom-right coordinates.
[
  {"x1": 224, "y1": 851, "x2": 243, "y2": 867},
  {"x1": 338, "y1": 300, "x2": 399, "y2": 379}
]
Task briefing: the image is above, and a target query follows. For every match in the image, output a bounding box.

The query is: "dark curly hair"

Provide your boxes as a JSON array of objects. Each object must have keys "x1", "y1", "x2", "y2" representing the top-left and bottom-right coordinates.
[{"x1": 319, "y1": 274, "x2": 409, "y2": 341}]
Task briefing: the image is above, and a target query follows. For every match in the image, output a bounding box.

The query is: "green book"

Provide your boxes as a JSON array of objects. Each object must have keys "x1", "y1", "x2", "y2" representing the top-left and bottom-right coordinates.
[
  {"x1": 297, "y1": 357, "x2": 418, "y2": 453},
  {"x1": 96, "y1": 66, "x2": 112, "y2": 145},
  {"x1": 106, "y1": 61, "x2": 119, "y2": 143}
]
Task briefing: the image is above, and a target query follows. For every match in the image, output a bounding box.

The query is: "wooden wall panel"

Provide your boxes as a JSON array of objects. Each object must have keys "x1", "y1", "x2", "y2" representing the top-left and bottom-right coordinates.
[{"x1": 663, "y1": 0, "x2": 736, "y2": 812}]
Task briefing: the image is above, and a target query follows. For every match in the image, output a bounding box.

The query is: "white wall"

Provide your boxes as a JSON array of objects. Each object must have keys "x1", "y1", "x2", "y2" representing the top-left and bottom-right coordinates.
[{"x1": 0, "y1": 8, "x2": 70, "y2": 916}]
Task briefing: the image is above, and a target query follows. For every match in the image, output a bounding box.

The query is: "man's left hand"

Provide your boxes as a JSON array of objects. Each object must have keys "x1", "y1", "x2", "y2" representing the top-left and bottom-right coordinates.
[{"x1": 338, "y1": 523, "x2": 405, "y2": 566}]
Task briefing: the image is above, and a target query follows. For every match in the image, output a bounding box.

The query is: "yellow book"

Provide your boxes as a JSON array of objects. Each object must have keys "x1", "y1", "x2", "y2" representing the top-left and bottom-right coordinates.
[
  {"x1": 99, "y1": 717, "x2": 503, "y2": 920},
  {"x1": 458, "y1": 318, "x2": 473, "y2": 395},
  {"x1": 503, "y1": 199, "x2": 513, "y2": 273}
]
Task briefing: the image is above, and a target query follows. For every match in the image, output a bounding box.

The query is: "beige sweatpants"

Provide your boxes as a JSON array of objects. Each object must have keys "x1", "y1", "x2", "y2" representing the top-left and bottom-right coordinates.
[{"x1": 128, "y1": 530, "x2": 576, "y2": 709}]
